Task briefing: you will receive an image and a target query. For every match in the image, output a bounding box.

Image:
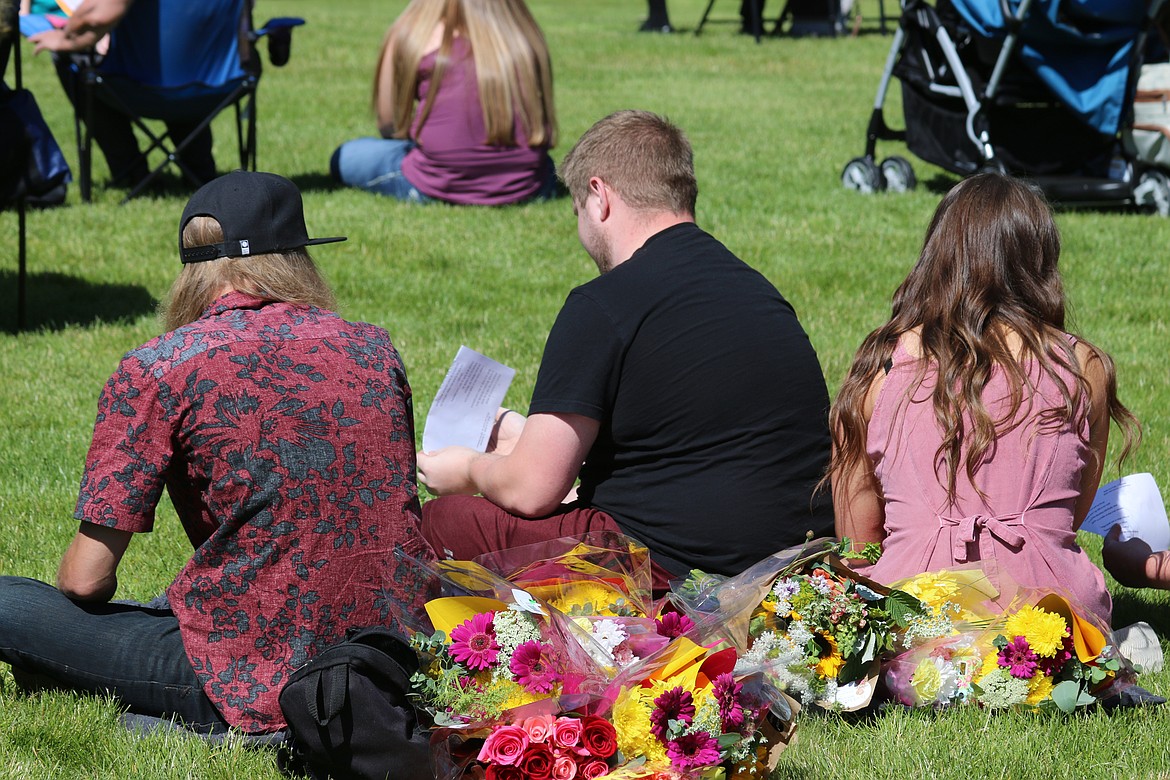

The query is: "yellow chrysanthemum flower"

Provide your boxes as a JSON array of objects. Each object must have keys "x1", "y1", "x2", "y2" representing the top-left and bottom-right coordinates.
[
  {"x1": 549, "y1": 581, "x2": 629, "y2": 617},
  {"x1": 1026, "y1": 674, "x2": 1055, "y2": 705},
  {"x1": 1004, "y1": 606, "x2": 1068, "y2": 657},
  {"x1": 611, "y1": 686, "x2": 668, "y2": 766},
  {"x1": 815, "y1": 635, "x2": 845, "y2": 679},
  {"x1": 901, "y1": 573, "x2": 964, "y2": 613},
  {"x1": 979, "y1": 650, "x2": 1001, "y2": 679}
]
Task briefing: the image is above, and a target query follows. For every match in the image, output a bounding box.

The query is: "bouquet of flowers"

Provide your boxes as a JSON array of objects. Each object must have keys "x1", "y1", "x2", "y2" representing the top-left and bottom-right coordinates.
[
  {"x1": 671, "y1": 539, "x2": 929, "y2": 710},
  {"x1": 474, "y1": 533, "x2": 688, "y2": 682},
  {"x1": 390, "y1": 543, "x2": 795, "y2": 780},
  {"x1": 472, "y1": 713, "x2": 619, "y2": 780},
  {"x1": 605, "y1": 638, "x2": 793, "y2": 779},
  {"x1": 397, "y1": 558, "x2": 610, "y2": 730},
  {"x1": 884, "y1": 569, "x2": 1130, "y2": 712}
]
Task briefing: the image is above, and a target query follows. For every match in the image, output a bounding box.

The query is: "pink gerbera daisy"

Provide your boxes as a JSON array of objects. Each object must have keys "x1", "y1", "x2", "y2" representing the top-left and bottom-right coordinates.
[
  {"x1": 998, "y1": 636, "x2": 1039, "y2": 679},
  {"x1": 510, "y1": 640, "x2": 562, "y2": 693},
  {"x1": 666, "y1": 731, "x2": 722, "y2": 771},
  {"x1": 650, "y1": 686, "x2": 695, "y2": 739},
  {"x1": 449, "y1": 612, "x2": 499, "y2": 670}
]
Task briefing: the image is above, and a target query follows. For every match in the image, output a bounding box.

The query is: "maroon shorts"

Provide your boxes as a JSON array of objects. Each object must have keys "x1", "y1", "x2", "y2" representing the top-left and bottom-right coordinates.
[{"x1": 421, "y1": 495, "x2": 676, "y2": 593}]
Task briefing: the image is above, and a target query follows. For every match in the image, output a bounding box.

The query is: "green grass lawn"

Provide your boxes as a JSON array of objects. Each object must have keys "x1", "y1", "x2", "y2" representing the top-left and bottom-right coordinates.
[{"x1": 2, "y1": 0, "x2": 1169, "y2": 777}]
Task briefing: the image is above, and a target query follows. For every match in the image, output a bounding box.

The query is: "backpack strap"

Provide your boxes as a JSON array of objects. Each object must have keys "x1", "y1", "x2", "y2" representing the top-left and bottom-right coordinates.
[{"x1": 306, "y1": 663, "x2": 349, "y2": 727}]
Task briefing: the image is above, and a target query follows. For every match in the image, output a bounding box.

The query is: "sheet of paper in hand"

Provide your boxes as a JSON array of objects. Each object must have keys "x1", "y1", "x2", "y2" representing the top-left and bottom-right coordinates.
[
  {"x1": 1079, "y1": 472, "x2": 1170, "y2": 552},
  {"x1": 422, "y1": 346, "x2": 515, "y2": 453}
]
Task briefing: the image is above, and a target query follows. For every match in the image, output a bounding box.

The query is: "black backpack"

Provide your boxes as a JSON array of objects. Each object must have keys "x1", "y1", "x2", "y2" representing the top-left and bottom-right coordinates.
[{"x1": 279, "y1": 626, "x2": 434, "y2": 780}]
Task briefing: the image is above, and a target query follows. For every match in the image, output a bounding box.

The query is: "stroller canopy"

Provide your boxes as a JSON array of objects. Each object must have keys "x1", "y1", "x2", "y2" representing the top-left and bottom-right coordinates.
[{"x1": 950, "y1": 0, "x2": 1150, "y2": 135}]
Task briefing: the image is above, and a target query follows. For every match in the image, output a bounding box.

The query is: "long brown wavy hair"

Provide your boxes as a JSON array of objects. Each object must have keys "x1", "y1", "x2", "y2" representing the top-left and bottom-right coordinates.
[{"x1": 829, "y1": 173, "x2": 1139, "y2": 506}]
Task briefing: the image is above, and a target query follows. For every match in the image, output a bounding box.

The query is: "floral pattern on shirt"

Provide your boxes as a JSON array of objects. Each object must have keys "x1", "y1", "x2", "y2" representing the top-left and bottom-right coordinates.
[{"x1": 75, "y1": 292, "x2": 433, "y2": 731}]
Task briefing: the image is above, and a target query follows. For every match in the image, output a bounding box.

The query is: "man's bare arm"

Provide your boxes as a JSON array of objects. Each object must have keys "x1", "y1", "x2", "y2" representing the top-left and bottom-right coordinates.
[{"x1": 418, "y1": 412, "x2": 599, "y2": 517}]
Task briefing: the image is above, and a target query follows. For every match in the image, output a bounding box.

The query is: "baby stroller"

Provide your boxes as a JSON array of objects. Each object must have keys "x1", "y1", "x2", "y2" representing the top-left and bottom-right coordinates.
[{"x1": 842, "y1": 0, "x2": 1170, "y2": 214}]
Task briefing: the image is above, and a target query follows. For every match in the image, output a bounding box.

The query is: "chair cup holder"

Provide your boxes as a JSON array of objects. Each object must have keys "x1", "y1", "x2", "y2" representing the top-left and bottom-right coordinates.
[{"x1": 267, "y1": 28, "x2": 292, "y2": 67}]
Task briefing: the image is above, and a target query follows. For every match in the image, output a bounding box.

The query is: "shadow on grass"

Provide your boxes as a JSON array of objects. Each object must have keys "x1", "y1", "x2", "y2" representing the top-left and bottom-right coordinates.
[
  {"x1": 0, "y1": 270, "x2": 156, "y2": 333},
  {"x1": 922, "y1": 173, "x2": 962, "y2": 195},
  {"x1": 1112, "y1": 589, "x2": 1170, "y2": 636},
  {"x1": 288, "y1": 172, "x2": 340, "y2": 195}
]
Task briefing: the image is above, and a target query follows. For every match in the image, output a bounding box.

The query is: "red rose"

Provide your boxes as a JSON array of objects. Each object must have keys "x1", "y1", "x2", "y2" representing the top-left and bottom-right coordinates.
[
  {"x1": 485, "y1": 765, "x2": 524, "y2": 780},
  {"x1": 579, "y1": 759, "x2": 611, "y2": 779},
  {"x1": 580, "y1": 716, "x2": 618, "y2": 759},
  {"x1": 520, "y1": 744, "x2": 556, "y2": 780}
]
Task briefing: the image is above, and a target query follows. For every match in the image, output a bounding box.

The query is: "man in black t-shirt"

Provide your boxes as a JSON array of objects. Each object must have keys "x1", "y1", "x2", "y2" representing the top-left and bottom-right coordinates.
[{"x1": 418, "y1": 110, "x2": 832, "y2": 584}]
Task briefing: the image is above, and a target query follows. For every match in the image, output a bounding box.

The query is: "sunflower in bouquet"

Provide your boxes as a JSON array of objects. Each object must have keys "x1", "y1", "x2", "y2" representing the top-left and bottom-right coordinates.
[{"x1": 736, "y1": 560, "x2": 922, "y2": 708}]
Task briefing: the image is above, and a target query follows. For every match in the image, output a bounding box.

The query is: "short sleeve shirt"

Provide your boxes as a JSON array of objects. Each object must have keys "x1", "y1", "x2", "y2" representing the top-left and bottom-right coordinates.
[
  {"x1": 75, "y1": 292, "x2": 433, "y2": 732},
  {"x1": 530, "y1": 223, "x2": 834, "y2": 577}
]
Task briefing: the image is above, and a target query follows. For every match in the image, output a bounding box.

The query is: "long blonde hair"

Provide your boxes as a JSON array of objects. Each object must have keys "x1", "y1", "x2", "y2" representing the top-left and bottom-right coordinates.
[
  {"x1": 164, "y1": 216, "x2": 336, "y2": 331},
  {"x1": 374, "y1": 0, "x2": 556, "y2": 147},
  {"x1": 828, "y1": 173, "x2": 1139, "y2": 505}
]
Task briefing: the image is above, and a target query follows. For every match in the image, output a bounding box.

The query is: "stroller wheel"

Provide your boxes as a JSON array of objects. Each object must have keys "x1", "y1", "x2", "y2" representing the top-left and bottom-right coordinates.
[
  {"x1": 1134, "y1": 170, "x2": 1170, "y2": 217},
  {"x1": 880, "y1": 157, "x2": 917, "y2": 193},
  {"x1": 841, "y1": 157, "x2": 885, "y2": 194}
]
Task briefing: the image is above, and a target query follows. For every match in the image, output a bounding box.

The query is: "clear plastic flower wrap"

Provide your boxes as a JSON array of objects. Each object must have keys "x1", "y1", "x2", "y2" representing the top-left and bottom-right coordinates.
[
  {"x1": 667, "y1": 538, "x2": 932, "y2": 711},
  {"x1": 883, "y1": 569, "x2": 1144, "y2": 712},
  {"x1": 472, "y1": 531, "x2": 658, "y2": 620},
  {"x1": 470, "y1": 532, "x2": 696, "y2": 688},
  {"x1": 389, "y1": 543, "x2": 798, "y2": 779}
]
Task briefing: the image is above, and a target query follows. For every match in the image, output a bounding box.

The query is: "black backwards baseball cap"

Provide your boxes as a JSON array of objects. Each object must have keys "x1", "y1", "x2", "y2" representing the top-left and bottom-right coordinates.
[{"x1": 179, "y1": 170, "x2": 346, "y2": 264}]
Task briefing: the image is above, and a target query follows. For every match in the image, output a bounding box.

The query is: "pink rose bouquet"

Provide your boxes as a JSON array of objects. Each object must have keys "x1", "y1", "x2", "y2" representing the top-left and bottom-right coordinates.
[{"x1": 476, "y1": 715, "x2": 620, "y2": 779}]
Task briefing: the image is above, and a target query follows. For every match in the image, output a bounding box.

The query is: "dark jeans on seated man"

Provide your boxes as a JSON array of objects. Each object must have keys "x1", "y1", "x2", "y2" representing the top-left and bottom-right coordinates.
[{"x1": 0, "y1": 576, "x2": 230, "y2": 732}]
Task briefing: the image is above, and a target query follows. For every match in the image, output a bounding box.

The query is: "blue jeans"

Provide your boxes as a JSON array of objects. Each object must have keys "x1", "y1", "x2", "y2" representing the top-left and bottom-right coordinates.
[
  {"x1": 330, "y1": 137, "x2": 561, "y2": 203},
  {"x1": 0, "y1": 576, "x2": 231, "y2": 733},
  {"x1": 330, "y1": 137, "x2": 432, "y2": 202}
]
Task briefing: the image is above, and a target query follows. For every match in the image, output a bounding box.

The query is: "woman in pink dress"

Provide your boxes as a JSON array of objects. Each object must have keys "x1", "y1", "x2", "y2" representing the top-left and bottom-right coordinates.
[{"x1": 828, "y1": 173, "x2": 1139, "y2": 625}]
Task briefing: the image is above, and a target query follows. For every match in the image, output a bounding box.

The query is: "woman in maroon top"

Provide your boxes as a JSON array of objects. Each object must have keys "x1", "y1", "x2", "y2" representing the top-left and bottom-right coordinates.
[{"x1": 330, "y1": 0, "x2": 558, "y2": 205}]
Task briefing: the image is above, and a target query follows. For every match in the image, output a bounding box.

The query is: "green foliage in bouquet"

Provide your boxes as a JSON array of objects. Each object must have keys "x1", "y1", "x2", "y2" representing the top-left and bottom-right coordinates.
[{"x1": 409, "y1": 631, "x2": 516, "y2": 727}]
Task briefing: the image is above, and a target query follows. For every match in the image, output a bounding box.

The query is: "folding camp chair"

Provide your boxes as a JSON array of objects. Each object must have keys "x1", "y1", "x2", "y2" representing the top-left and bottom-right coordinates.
[
  {"x1": 69, "y1": 0, "x2": 303, "y2": 202},
  {"x1": 1, "y1": 0, "x2": 27, "y2": 330},
  {"x1": 3, "y1": 0, "x2": 71, "y2": 330},
  {"x1": 696, "y1": 0, "x2": 767, "y2": 42}
]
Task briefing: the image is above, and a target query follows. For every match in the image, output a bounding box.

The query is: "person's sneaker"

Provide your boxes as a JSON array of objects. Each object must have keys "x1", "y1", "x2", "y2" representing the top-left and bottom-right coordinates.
[
  {"x1": 638, "y1": 19, "x2": 674, "y2": 32},
  {"x1": 1114, "y1": 621, "x2": 1164, "y2": 673}
]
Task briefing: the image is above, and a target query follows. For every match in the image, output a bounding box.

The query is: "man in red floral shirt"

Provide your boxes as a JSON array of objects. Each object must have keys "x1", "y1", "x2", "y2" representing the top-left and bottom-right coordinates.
[{"x1": 0, "y1": 171, "x2": 433, "y2": 733}]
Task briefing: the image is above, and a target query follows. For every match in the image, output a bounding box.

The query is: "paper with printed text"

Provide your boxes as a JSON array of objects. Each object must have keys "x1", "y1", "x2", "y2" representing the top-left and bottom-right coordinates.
[
  {"x1": 1080, "y1": 473, "x2": 1170, "y2": 552},
  {"x1": 422, "y1": 346, "x2": 515, "y2": 453}
]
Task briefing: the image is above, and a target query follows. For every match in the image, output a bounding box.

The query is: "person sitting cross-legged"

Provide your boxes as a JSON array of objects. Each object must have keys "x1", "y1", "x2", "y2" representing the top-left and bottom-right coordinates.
[
  {"x1": 0, "y1": 171, "x2": 433, "y2": 735},
  {"x1": 417, "y1": 110, "x2": 834, "y2": 589}
]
